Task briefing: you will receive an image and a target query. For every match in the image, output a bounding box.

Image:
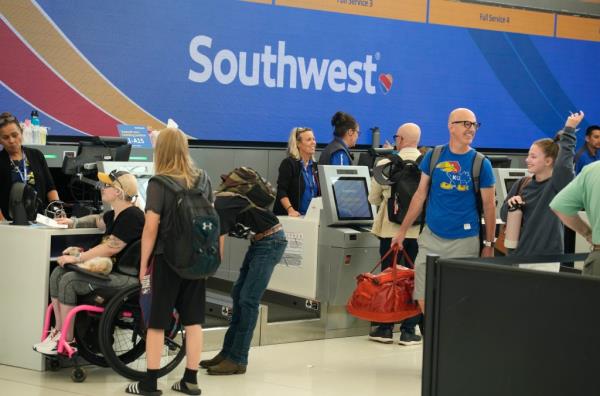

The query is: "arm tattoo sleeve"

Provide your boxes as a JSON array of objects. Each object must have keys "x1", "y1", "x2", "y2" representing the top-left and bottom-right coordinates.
[
  {"x1": 105, "y1": 235, "x2": 126, "y2": 250},
  {"x1": 75, "y1": 214, "x2": 100, "y2": 228}
]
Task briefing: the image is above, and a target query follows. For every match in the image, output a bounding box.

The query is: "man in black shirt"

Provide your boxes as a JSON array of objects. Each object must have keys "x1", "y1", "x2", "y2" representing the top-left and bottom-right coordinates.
[{"x1": 200, "y1": 195, "x2": 287, "y2": 375}]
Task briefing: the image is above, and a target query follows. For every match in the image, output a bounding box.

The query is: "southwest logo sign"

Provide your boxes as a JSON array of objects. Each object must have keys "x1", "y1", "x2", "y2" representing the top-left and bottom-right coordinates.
[
  {"x1": 378, "y1": 73, "x2": 393, "y2": 94},
  {"x1": 188, "y1": 35, "x2": 383, "y2": 95}
]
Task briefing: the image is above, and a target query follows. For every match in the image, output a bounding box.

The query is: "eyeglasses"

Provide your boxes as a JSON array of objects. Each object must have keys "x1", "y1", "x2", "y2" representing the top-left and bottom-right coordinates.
[
  {"x1": 295, "y1": 127, "x2": 311, "y2": 138},
  {"x1": 451, "y1": 121, "x2": 481, "y2": 130},
  {"x1": 392, "y1": 134, "x2": 402, "y2": 140}
]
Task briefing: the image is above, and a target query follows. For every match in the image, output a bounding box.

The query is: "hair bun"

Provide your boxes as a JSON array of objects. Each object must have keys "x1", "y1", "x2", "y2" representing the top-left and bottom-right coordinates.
[{"x1": 331, "y1": 111, "x2": 346, "y2": 127}]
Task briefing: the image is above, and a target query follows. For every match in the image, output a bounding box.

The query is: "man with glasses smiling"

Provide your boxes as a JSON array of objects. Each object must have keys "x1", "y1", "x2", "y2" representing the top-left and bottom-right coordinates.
[{"x1": 392, "y1": 108, "x2": 496, "y2": 314}]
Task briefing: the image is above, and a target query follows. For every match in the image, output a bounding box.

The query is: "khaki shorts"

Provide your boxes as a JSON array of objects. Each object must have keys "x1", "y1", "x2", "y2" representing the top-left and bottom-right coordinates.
[
  {"x1": 583, "y1": 251, "x2": 600, "y2": 277},
  {"x1": 413, "y1": 226, "x2": 480, "y2": 300}
]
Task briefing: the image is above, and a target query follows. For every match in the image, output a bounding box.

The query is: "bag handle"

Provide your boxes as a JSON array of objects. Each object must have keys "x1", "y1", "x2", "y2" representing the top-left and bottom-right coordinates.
[{"x1": 369, "y1": 246, "x2": 414, "y2": 274}]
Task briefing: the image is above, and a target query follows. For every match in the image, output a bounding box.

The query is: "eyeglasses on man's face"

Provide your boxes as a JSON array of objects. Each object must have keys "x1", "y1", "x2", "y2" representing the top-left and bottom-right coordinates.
[{"x1": 451, "y1": 120, "x2": 481, "y2": 130}]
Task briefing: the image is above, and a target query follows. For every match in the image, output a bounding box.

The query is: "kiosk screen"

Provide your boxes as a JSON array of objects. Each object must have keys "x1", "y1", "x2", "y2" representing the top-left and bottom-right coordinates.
[{"x1": 331, "y1": 177, "x2": 373, "y2": 221}]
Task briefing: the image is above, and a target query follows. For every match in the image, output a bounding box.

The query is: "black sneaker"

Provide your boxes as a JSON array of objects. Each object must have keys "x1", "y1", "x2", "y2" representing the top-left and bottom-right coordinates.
[
  {"x1": 368, "y1": 327, "x2": 393, "y2": 344},
  {"x1": 398, "y1": 332, "x2": 422, "y2": 346}
]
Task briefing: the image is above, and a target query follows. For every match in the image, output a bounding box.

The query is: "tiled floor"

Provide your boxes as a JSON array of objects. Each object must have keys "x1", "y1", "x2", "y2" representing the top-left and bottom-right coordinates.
[{"x1": 0, "y1": 335, "x2": 422, "y2": 396}]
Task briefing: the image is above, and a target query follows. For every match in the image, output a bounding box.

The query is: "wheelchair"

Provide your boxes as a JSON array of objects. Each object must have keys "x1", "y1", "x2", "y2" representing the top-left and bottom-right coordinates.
[{"x1": 42, "y1": 241, "x2": 186, "y2": 382}]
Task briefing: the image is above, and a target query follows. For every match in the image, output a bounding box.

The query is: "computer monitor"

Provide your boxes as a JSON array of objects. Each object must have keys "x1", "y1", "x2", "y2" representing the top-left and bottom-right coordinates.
[
  {"x1": 62, "y1": 137, "x2": 132, "y2": 175},
  {"x1": 318, "y1": 165, "x2": 375, "y2": 226},
  {"x1": 493, "y1": 168, "x2": 529, "y2": 218},
  {"x1": 487, "y1": 155, "x2": 512, "y2": 169}
]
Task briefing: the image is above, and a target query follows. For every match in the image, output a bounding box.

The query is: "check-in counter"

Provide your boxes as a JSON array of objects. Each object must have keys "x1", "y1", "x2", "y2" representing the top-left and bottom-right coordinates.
[{"x1": 0, "y1": 224, "x2": 102, "y2": 371}]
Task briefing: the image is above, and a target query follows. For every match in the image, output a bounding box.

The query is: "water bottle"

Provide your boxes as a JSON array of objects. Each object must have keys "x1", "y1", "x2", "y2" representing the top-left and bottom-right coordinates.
[
  {"x1": 504, "y1": 204, "x2": 524, "y2": 249},
  {"x1": 371, "y1": 127, "x2": 380, "y2": 148},
  {"x1": 31, "y1": 110, "x2": 40, "y2": 144}
]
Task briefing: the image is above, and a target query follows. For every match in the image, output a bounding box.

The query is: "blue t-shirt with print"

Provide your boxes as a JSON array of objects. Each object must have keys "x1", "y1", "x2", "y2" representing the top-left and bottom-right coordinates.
[{"x1": 420, "y1": 145, "x2": 495, "y2": 239}]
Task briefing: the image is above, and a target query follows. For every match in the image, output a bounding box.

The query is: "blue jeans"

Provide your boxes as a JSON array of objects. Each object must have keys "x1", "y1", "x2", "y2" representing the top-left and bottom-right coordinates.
[{"x1": 220, "y1": 230, "x2": 287, "y2": 365}]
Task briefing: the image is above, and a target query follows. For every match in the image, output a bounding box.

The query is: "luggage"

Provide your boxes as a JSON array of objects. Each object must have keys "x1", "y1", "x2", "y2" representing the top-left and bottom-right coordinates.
[
  {"x1": 152, "y1": 174, "x2": 221, "y2": 279},
  {"x1": 346, "y1": 247, "x2": 421, "y2": 323}
]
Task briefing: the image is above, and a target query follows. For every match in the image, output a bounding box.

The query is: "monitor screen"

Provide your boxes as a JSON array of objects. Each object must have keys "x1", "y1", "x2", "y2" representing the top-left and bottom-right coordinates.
[
  {"x1": 77, "y1": 137, "x2": 131, "y2": 162},
  {"x1": 63, "y1": 138, "x2": 132, "y2": 175},
  {"x1": 331, "y1": 177, "x2": 373, "y2": 221},
  {"x1": 504, "y1": 178, "x2": 519, "y2": 195}
]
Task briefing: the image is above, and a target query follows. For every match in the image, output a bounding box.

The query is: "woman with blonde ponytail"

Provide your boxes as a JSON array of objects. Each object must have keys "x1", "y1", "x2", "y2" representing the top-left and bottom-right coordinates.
[
  {"x1": 127, "y1": 128, "x2": 210, "y2": 396},
  {"x1": 500, "y1": 112, "x2": 584, "y2": 271}
]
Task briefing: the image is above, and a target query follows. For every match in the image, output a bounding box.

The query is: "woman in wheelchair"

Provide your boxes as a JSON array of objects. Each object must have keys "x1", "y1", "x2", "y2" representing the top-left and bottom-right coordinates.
[{"x1": 33, "y1": 170, "x2": 144, "y2": 355}]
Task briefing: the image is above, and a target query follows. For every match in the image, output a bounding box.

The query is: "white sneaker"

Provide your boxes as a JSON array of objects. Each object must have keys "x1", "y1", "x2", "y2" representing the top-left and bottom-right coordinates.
[
  {"x1": 34, "y1": 330, "x2": 61, "y2": 355},
  {"x1": 33, "y1": 327, "x2": 60, "y2": 351}
]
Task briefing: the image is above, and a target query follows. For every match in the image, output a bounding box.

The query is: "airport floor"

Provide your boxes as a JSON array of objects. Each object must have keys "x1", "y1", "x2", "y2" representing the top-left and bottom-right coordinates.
[{"x1": 0, "y1": 335, "x2": 422, "y2": 396}]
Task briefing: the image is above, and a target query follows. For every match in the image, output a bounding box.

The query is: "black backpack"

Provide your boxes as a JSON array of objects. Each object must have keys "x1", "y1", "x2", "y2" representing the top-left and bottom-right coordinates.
[
  {"x1": 152, "y1": 174, "x2": 220, "y2": 280},
  {"x1": 373, "y1": 154, "x2": 424, "y2": 225}
]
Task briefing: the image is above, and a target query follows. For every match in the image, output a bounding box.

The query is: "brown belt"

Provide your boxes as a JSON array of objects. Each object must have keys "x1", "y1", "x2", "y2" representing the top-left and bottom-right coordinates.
[{"x1": 252, "y1": 224, "x2": 283, "y2": 241}]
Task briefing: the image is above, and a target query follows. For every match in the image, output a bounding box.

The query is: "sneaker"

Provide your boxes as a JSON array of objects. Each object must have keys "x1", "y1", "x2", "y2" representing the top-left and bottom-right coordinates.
[
  {"x1": 398, "y1": 332, "x2": 422, "y2": 346},
  {"x1": 37, "y1": 339, "x2": 77, "y2": 356},
  {"x1": 33, "y1": 329, "x2": 60, "y2": 353},
  {"x1": 368, "y1": 327, "x2": 393, "y2": 344}
]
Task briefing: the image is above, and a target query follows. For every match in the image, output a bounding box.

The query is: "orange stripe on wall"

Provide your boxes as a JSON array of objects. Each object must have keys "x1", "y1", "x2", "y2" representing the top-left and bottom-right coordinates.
[
  {"x1": 0, "y1": 1, "x2": 166, "y2": 130},
  {"x1": 429, "y1": 0, "x2": 555, "y2": 37},
  {"x1": 276, "y1": 0, "x2": 427, "y2": 23},
  {"x1": 556, "y1": 15, "x2": 600, "y2": 42}
]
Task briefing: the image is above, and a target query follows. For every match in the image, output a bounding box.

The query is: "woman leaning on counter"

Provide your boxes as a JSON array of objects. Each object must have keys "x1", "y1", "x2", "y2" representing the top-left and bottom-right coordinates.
[
  {"x1": 274, "y1": 127, "x2": 320, "y2": 217},
  {"x1": 0, "y1": 112, "x2": 59, "y2": 221}
]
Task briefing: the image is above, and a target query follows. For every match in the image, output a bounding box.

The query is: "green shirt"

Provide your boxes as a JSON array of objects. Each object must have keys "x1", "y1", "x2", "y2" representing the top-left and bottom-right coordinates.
[{"x1": 550, "y1": 161, "x2": 600, "y2": 244}]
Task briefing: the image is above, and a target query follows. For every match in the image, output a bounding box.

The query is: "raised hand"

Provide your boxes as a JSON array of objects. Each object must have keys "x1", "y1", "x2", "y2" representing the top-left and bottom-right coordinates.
[{"x1": 565, "y1": 111, "x2": 584, "y2": 129}]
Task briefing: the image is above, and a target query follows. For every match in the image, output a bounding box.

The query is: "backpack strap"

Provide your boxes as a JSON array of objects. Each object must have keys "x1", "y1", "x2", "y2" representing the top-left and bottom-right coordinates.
[
  {"x1": 428, "y1": 145, "x2": 444, "y2": 177},
  {"x1": 151, "y1": 175, "x2": 185, "y2": 194},
  {"x1": 471, "y1": 151, "x2": 485, "y2": 194},
  {"x1": 516, "y1": 176, "x2": 532, "y2": 196}
]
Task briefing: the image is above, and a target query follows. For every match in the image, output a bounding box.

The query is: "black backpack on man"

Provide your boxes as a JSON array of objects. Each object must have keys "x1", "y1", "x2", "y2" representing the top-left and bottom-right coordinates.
[
  {"x1": 152, "y1": 173, "x2": 221, "y2": 280},
  {"x1": 373, "y1": 154, "x2": 424, "y2": 225}
]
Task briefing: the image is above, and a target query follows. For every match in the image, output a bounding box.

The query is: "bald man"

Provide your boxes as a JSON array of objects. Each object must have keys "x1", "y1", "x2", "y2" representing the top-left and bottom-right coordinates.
[
  {"x1": 368, "y1": 123, "x2": 423, "y2": 345},
  {"x1": 392, "y1": 108, "x2": 496, "y2": 313}
]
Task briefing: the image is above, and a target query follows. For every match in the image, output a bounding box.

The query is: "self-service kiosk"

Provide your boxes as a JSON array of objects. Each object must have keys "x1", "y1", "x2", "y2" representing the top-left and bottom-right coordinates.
[
  {"x1": 315, "y1": 165, "x2": 381, "y2": 333},
  {"x1": 493, "y1": 168, "x2": 530, "y2": 218}
]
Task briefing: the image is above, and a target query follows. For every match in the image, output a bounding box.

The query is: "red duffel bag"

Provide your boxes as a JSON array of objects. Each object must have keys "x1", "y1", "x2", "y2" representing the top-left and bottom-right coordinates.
[{"x1": 346, "y1": 247, "x2": 421, "y2": 323}]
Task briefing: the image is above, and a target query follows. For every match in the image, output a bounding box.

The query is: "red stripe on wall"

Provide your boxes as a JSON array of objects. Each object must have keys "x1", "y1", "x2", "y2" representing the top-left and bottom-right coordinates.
[{"x1": 1, "y1": 21, "x2": 121, "y2": 136}]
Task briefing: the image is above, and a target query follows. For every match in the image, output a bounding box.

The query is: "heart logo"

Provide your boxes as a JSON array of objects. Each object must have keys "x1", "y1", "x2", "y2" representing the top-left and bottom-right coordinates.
[{"x1": 378, "y1": 73, "x2": 393, "y2": 94}]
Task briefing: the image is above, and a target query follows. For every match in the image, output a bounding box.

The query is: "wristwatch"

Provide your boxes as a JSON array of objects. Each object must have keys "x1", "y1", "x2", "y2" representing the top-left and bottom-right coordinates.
[{"x1": 483, "y1": 238, "x2": 497, "y2": 248}]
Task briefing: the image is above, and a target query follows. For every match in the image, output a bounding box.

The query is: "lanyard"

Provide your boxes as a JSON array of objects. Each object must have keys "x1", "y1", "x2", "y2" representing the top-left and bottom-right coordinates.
[
  {"x1": 11, "y1": 150, "x2": 28, "y2": 183},
  {"x1": 302, "y1": 161, "x2": 316, "y2": 196}
]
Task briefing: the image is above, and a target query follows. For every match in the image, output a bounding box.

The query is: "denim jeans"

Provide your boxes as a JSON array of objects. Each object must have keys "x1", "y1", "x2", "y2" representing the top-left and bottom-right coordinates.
[{"x1": 221, "y1": 230, "x2": 287, "y2": 365}]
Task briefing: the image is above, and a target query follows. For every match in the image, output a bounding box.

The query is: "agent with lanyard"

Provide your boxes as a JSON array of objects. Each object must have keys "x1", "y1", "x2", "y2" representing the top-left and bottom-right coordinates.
[
  {"x1": 0, "y1": 112, "x2": 59, "y2": 221},
  {"x1": 274, "y1": 127, "x2": 320, "y2": 216}
]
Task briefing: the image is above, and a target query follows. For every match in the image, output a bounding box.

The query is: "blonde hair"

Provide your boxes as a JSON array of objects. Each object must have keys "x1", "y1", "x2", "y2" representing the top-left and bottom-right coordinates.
[
  {"x1": 533, "y1": 135, "x2": 560, "y2": 165},
  {"x1": 113, "y1": 173, "x2": 139, "y2": 203},
  {"x1": 287, "y1": 127, "x2": 314, "y2": 161},
  {"x1": 154, "y1": 128, "x2": 199, "y2": 188}
]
